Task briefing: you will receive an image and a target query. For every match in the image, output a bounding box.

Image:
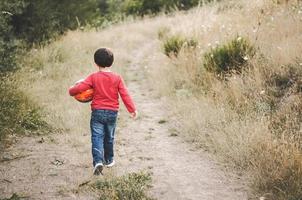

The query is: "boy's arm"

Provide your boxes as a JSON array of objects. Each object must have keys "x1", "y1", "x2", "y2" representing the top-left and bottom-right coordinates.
[
  {"x1": 118, "y1": 77, "x2": 136, "y2": 113},
  {"x1": 69, "y1": 75, "x2": 93, "y2": 96}
]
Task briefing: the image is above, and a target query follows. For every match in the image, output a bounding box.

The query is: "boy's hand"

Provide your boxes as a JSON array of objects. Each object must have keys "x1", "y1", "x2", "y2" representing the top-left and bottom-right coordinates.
[{"x1": 130, "y1": 111, "x2": 138, "y2": 119}]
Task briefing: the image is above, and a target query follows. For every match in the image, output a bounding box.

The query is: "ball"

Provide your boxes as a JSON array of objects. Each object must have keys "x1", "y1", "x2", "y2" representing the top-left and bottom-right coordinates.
[
  {"x1": 74, "y1": 89, "x2": 94, "y2": 103},
  {"x1": 73, "y1": 79, "x2": 94, "y2": 103}
]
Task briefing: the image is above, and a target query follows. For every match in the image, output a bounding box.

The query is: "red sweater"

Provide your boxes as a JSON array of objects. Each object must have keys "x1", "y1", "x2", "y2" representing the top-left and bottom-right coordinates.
[{"x1": 69, "y1": 71, "x2": 136, "y2": 113}]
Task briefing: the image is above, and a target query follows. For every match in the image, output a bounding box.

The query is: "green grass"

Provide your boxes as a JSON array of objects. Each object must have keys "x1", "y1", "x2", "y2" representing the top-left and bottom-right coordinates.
[{"x1": 91, "y1": 172, "x2": 153, "y2": 200}]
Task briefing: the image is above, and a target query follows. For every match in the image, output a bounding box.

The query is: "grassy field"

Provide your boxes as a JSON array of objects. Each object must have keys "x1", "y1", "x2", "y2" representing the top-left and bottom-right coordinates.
[{"x1": 9, "y1": 0, "x2": 302, "y2": 199}]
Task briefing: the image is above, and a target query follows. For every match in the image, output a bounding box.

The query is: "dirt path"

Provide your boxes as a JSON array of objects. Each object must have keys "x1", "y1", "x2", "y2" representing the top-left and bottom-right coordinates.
[
  {"x1": 0, "y1": 38, "x2": 248, "y2": 200},
  {"x1": 114, "y1": 42, "x2": 249, "y2": 200}
]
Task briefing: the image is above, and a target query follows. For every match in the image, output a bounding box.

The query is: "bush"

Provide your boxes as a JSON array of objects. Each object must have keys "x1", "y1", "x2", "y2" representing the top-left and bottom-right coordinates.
[
  {"x1": 0, "y1": 0, "x2": 25, "y2": 73},
  {"x1": 91, "y1": 172, "x2": 153, "y2": 200},
  {"x1": 163, "y1": 35, "x2": 197, "y2": 57},
  {"x1": 0, "y1": 0, "x2": 101, "y2": 74},
  {"x1": 122, "y1": 0, "x2": 163, "y2": 16},
  {"x1": 203, "y1": 36, "x2": 255, "y2": 74}
]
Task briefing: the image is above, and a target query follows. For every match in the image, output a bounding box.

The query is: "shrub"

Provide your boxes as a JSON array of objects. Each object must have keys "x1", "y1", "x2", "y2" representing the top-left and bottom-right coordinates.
[
  {"x1": 91, "y1": 172, "x2": 153, "y2": 200},
  {"x1": 203, "y1": 36, "x2": 255, "y2": 74},
  {"x1": 0, "y1": 0, "x2": 25, "y2": 73},
  {"x1": 163, "y1": 35, "x2": 197, "y2": 57}
]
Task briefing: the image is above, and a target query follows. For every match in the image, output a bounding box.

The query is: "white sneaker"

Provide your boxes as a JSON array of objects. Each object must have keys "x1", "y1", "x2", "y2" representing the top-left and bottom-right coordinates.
[
  {"x1": 93, "y1": 163, "x2": 103, "y2": 175},
  {"x1": 105, "y1": 160, "x2": 115, "y2": 168}
]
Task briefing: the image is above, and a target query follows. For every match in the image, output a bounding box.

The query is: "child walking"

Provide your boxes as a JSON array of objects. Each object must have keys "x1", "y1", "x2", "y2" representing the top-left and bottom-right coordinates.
[{"x1": 69, "y1": 48, "x2": 137, "y2": 175}]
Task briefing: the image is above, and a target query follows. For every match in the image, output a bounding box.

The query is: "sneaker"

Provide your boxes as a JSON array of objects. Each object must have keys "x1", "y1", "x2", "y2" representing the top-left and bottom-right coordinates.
[
  {"x1": 105, "y1": 160, "x2": 115, "y2": 168},
  {"x1": 93, "y1": 163, "x2": 103, "y2": 175}
]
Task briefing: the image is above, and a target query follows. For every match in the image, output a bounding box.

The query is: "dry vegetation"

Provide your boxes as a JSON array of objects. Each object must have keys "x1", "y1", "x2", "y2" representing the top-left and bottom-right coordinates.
[
  {"x1": 14, "y1": 0, "x2": 302, "y2": 199},
  {"x1": 152, "y1": 0, "x2": 302, "y2": 199}
]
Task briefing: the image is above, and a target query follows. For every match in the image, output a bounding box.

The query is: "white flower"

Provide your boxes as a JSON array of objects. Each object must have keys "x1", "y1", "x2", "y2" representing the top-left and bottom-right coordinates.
[
  {"x1": 243, "y1": 56, "x2": 249, "y2": 61},
  {"x1": 237, "y1": 37, "x2": 242, "y2": 41}
]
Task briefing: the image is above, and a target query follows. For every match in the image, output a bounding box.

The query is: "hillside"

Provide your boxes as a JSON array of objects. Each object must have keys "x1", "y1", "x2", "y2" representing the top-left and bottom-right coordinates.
[{"x1": 1, "y1": 0, "x2": 302, "y2": 199}]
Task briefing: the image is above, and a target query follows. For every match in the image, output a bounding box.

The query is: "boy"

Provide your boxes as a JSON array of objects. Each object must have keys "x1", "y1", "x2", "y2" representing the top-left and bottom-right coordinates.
[{"x1": 69, "y1": 48, "x2": 137, "y2": 175}]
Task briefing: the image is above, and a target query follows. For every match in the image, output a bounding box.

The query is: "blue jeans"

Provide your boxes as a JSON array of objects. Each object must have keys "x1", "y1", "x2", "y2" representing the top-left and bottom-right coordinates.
[{"x1": 90, "y1": 109, "x2": 118, "y2": 167}]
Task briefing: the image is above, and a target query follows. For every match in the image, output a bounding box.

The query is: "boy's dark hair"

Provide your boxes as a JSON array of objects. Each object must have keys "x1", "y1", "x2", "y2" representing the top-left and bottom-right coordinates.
[{"x1": 94, "y1": 48, "x2": 114, "y2": 67}]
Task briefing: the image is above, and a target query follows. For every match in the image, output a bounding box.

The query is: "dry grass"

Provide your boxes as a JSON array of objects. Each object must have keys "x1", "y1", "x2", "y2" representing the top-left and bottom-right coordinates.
[
  {"x1": 15, "y1": 0, "x2": 302, "y2": 199},
  {"x1": 151, "y1": 0, "x2": 302, "y2": 199}
]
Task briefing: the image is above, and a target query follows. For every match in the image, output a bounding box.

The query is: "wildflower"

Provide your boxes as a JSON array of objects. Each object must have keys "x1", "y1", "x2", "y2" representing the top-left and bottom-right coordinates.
[
  {"x1": 237, "y1": 37, "x2": 242, "y2": 41},
  {"x1": 243, "y1": 56, "x2": 249, "y2": 61}
]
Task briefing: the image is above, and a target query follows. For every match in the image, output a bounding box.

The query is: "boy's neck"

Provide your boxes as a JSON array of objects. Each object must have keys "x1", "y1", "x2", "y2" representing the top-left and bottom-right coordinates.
[{"x1": 99, "y1": 67, "x2": 111, "y2": 72}]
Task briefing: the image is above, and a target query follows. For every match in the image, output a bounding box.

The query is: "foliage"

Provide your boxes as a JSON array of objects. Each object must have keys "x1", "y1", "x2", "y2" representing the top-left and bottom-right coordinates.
[
  {"x1": 92, "y1": 172, "x2": 153, "y2": 200},
  {"x1": 0, "y1": 0, "x2": 100, "y2": 73},
  {"x1": 121, "y1": 0, "x2": 218, "y2": 16},
  {"x1": 0, "y1": 0, "x2": 25, "y2": 73},
  {"x1": 203, "y1": 36, "x2": 255, "y2": 74}
]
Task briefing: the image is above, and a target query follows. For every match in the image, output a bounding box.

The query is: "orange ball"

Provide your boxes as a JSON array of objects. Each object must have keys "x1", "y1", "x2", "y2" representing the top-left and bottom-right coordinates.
[{"x1": 74, "y1": 89, "x2": 94, "y2": 103}]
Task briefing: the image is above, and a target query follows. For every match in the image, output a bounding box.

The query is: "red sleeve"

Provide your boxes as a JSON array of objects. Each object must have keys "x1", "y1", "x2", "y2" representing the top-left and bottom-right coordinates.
[
  {"x1": 118, "y1": 76, "x2": 136, "y2": 113},
  {"x1": 69, "y1": 75, "x2": 93, "y2": 96}
]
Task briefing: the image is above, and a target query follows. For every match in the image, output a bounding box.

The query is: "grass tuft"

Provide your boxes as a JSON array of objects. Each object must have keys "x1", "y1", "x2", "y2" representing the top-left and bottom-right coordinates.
[
  {"x1": 163, "y1": 35, "x2": 197, "y2": 57},
  {"x1": 91, "y1": 172, "x2": 153, "y2": 200}
]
